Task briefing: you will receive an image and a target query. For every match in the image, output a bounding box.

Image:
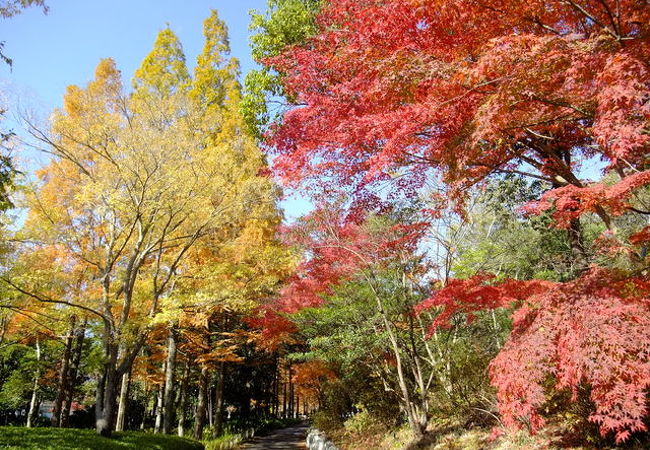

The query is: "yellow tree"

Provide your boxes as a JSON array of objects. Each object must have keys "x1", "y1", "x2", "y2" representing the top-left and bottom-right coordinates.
[
  {"x1": 148, "y1": 10, "x2": 291, "y2": 438},
  {"x1": 17, "y1": 15, "x2": 280, "y2": 432}
]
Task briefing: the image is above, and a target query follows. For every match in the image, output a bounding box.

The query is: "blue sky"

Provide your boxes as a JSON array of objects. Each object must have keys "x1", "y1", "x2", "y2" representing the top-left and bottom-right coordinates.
[
  {"x1": 0, "y1": 0, "x2": 311, "y2": 220},
  {"x1": 1, "y1": 0, "x2": 266, "y2": 109}
]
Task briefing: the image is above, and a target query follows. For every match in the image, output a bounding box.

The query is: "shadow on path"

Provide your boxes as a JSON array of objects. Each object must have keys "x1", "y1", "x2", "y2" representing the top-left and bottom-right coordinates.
[{"x1": 240, "y1": 423, "x2": 309, "y2": 449}]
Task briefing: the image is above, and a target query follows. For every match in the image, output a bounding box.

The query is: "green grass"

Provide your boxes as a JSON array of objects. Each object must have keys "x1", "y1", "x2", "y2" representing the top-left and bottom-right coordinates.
[
  {"x1": 203, "y1": 432, "x2": 243, "y2": 450},
  {"x1": 0, "y1": 426, "x2": 205, "y2": 450}
]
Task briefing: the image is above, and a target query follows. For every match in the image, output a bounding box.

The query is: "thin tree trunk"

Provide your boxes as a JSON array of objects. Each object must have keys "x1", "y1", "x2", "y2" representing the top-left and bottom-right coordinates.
[
  {"x1": 61, "y1": 320, "x2": 86, "y2": 427},
  {"x1": 53, "y1": 315, "x2": 76, "y2": 427},
  {"x1": 282, "y1": 372, "x2": 287, "y2": 418},
  {"x1": 369, "y1": 279, "x2": 427, "y2": 440},
  {"x1": 208, "y1": 386, "x2": 213, "y2": 427},
  {"x1": 214, "y1": 362, "x2": 226, "y2": 435},
  {"x1": 177, "y1": 361, "x2": 190, "y2": 437},
  {"x1": 26, "y1": 338, "x2": 41, "y2": 428},
  {"x1": 193, "y1": 365, "x2": 208, "y2": 440},
  {"x1": 288, "y1": 363, "x2": 294, "y2": 418},
  {"x1": 162, "y1": 328, "x2": 177, "y2": 434},
  {"x1": 140, "y1": 383, "x2": 150, "y2": 430},
  {"x1": 115, "y1": 372, "x2": 130, "y2": 432},
  {"x1": 154, "y1": 362, "x2": 166, "y2": 434}
]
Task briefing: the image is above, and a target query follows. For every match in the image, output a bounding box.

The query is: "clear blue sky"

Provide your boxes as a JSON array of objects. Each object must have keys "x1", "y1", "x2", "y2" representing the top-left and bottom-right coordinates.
[{"x1": 0, "y1": 0, "x2": 311, "y2": 220}]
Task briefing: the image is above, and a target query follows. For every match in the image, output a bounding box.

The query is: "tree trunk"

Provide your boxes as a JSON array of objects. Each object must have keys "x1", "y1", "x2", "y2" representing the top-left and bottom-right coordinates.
[
  {"x1": 274, "y1": 360, "x2": 280, "y2": 417},
  {"x1": 177, "y1": 361, "x2": 190, "y2": 436},
  {"x1": 61, "y1": 320, "x2": 86, "y2": 427},
  {"x1": 282, "y1": 373, "x2": 287, "y2": 418},
  {"x1": 95, "y1": 366, "x2": 119, "y2": 436},
  {"x1": 154, "y1": 362, "x2": 166, "y2": 434},
  {"x1": 214, "y1": 362, "x2": 226, "y2": 435},
  {"x1": 26, "y1": 338, "x2": 41, "y2": 428},
  {"x1": 288, "y1": 363, "x2": 294, "y2": 418},
  {"x1": 140, "y1": 383, "x2": 150, "y2": 431},
  {"x1": 95, "y1": 332, "x2": 120, "y2": 437},
  {"x1": 208, "y1": 386, "x2": 213, "y2": 427},
  {"x1": 162, "y1": 328, "x2": 177, "y2": 434},
  {"x1": 193, "y1": 365, "x2": 209, "y2": 440},
  {"x1": 568, "y1": 217, "x2": 588, "y2": 270},
  {"x1": 53, "y1": 315, "x2": 76, "y2": 427},
  {"x1": 115, "y1": 372, "x2": 130, "y2": 432}
]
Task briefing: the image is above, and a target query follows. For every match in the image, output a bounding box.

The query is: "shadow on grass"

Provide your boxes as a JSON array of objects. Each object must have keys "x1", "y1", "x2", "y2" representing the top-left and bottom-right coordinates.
[{"x1": 0, "y1": 426, "x2": 204, "y2": 450}]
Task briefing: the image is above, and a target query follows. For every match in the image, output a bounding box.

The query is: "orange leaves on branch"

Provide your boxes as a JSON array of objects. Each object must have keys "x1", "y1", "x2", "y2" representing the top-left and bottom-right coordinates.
[
  {"x1": 292, "y1": 360, "x2": 336, "y2": 401},
  {"x1": 246, "y1": 309, "x2": 298, "y2": 353}
]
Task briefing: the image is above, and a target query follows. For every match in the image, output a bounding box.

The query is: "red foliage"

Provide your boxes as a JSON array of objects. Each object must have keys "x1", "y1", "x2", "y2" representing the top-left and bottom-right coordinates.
[
  {"x1": 415, "y1": 274, "x2": 552, "y2": 331},
  {"x1": 418, "y1": 269, "x2": 650, "y2": 443},
  {"x1": 251, "y1": 205, "x2": 427, "y2": 348},
  {"x1": 523, "y1": 171, "x2": 650, "y2": 228},
  {"x1": 266, "y1": 0, "x2": 650, "y2": 224},
  {"x1": 630, "y1": 226, "x2": 650, "y2": 245},
  {"x1": 246, "y1": 309, "x2": 298, "y2": 352},
  {"x1": 275, "y1": 205, "x2": 426, "y2": 315}
]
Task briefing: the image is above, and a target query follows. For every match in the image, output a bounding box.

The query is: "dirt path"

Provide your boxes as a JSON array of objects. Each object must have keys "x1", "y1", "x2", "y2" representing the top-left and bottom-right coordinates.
[{"x1": 239, "y1": 423, "x2": 309, "y2": 449}]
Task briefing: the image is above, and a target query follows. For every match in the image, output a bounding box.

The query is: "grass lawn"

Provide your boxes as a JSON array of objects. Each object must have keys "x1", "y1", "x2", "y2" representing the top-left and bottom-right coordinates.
[{"x1": 0, "y1": 426, "x2": 205, "y2": 449}]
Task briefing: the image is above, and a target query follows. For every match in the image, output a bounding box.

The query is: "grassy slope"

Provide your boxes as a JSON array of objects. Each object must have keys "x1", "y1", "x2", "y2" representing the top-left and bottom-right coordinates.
[{"x1": 0, "y1": 427, "x2": 205, "y2": 450}]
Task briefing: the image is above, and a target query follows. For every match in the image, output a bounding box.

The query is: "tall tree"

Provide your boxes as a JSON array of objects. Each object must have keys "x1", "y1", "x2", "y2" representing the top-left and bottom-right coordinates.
[{"x1": 15, "y1": 14, "x2": 279, "y2": 432}]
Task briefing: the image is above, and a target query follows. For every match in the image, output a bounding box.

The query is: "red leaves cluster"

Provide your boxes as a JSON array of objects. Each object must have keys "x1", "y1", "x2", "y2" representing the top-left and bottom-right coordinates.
[
  {"x1": 246, "y1": 309, "x2": 298, "y2": 352},
  {"x1": 629, "y1": 226, "x2": 650, "y2": 245},
  {"x1": 275, "y1": 206, "x2": 426, "y2": 315},
  {"x1": 267, "y1": 0, "x2": 650, "y2": 211},
  {"x1": 415, "y1": 274, "x2": 551, "y2": 331},
  {"x1": 418, "y1": 269, "x2": 650, "y2": 443},
  {"x1": 523, "y1": 170, "x2": 650, "y2": 228}
]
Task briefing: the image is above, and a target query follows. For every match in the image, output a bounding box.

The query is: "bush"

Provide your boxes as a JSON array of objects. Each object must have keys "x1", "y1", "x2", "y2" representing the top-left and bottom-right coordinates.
[{"x1": 343, "y1": 410, "x2": 378, "y2": 434}]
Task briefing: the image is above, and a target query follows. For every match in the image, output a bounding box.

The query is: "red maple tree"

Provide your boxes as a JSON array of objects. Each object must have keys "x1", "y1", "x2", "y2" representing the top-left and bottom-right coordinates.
[
  {"x1": 266, "y1": 0, "x2": 649, "y2": 223},
  {"x1": 262, "y1": 0, "x2": 650, "y2": 443},
  {"x1": 417, "y1": 269, "x2": 650, "y2": 443}
]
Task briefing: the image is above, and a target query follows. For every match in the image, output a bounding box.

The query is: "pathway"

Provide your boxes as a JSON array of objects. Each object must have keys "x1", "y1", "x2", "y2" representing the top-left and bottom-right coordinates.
[{"x1": 240, "y1": 423, "x2": 309, "y2": 449}]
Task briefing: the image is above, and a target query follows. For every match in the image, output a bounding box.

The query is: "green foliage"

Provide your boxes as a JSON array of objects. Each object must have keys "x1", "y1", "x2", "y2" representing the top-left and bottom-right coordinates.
[
  {"x1": 452, "y1": 178, "x2": 575, "y2": 281},
  {"x1": 242, "y1": 0, "x2": 320, "y2": 138},
  {"x1": 0, "y1": 343, "x2": 45, "y2": 412},
  {"x1": 0, "y1": 427, "x2": 204, "y2": 449},
  {"x1": 343, "y1": 410, "x2": 379, "y2": 434}
]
